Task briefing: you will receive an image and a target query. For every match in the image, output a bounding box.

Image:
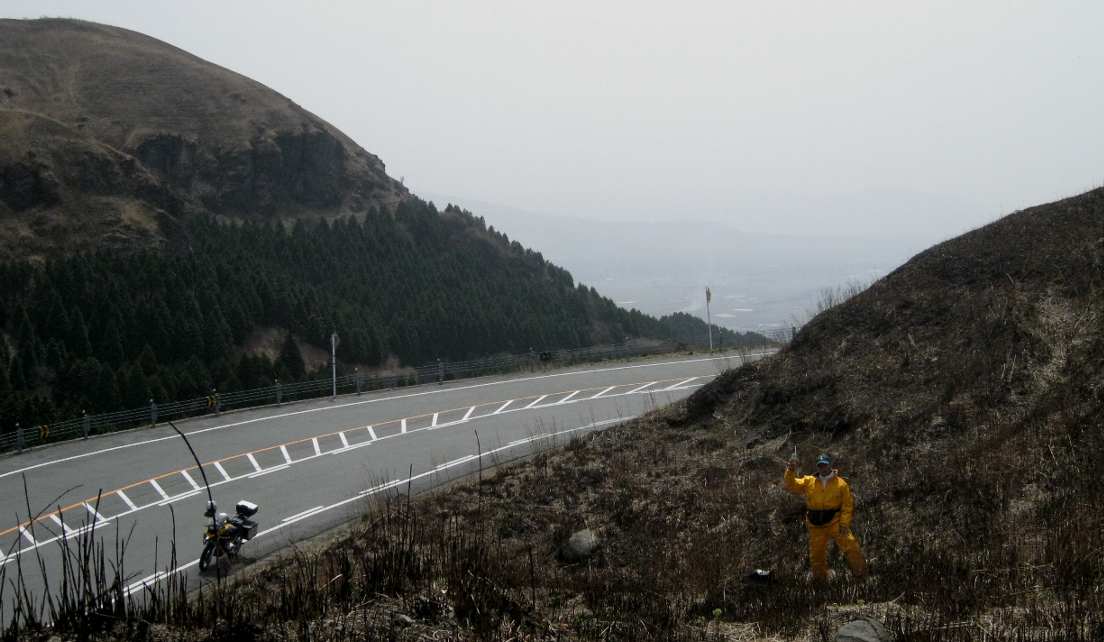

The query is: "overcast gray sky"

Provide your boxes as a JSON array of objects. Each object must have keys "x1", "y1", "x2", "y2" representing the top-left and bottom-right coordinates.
[{"x1": 6, "y1": 1, "x2": 1104, "y2": 244}]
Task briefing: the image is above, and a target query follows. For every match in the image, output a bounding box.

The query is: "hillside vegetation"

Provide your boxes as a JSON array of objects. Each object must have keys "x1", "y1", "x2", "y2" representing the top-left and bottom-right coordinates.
[
  {"x1": 6, "y1": 196, "x2": 1100, "y2": 641},
  {"x1": 0, "y1": 199, "x2": 761, "y2": 431}
]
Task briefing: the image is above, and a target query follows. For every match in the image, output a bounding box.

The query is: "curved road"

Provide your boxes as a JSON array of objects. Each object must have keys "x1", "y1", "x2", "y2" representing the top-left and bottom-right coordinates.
[{"x1": 0, "y1": 352, "x2": 759, "y2": 613}]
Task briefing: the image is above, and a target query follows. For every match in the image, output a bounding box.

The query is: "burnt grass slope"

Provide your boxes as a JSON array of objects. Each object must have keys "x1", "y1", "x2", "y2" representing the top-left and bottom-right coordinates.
[{"x1": 5, "y1": 197, "x2": 1103, "y2": 639}]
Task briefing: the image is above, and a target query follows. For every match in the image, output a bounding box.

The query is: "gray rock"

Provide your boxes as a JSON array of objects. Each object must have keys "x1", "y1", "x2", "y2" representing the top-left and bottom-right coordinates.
[
  {"x1": 837, "y1": 618, "x2": 891, "y2": 642},
  {"x1": 562, "y1": 529, "x2": 600, "y2": 561}
]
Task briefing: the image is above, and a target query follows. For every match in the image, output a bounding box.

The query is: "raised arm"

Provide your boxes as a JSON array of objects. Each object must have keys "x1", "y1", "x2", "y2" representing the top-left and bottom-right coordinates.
[{"x1": 783, "y1": 466, "x2": 810, "y2": 495}]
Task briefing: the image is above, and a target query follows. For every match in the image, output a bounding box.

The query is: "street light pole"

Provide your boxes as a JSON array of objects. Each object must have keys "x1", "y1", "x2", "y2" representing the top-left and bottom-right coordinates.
[
  {"x1": 331, "y1": 331, "x2": 339, "y2": 399},
  {"x1": 706, "y1": 286, "x2": 713, "y2": 352}
]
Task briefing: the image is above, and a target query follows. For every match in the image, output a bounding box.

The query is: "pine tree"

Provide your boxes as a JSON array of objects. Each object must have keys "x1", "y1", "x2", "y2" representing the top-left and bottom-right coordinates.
[{"x1": 279, "y1": 333, "x2": 306, "y2": 381}]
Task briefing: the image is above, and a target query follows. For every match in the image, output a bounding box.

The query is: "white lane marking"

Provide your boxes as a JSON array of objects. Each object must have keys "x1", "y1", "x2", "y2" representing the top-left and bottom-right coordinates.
[
  {"x1": 19, "y1": 526, "x2": 36, "y2": 546},
  {"x1": 158, "y1": 490, "x2": 201, "y2": 507},
  {"x1": 180, "y1": 470, "x2": 201, "y2": 491},
  {"x1": 493, "y1": 400, "x2": 513, "y2": 414},
  {"x1": 627, "y1": 381, "x2": 658, "y2": 394},
  {"x1": 49, "y1": 514, "x2": 76, "y2": 536},
  {"x1": 462, "y1": 406, "x2": 476, "y2": 421},
  {"x1": 84, "y1": 503, "x2": 108, "y2": 523},
  {"x1": 148, "y1": 479, "x2": 170, "y2": 500},
  {"x1": 591, "y1": 385, "x2": 616, "y2": 399},
  {"x1": 281, "y1": 506, "x2": 325, "y2": 523},
  {"x1": 366, "y1": 426, "x2": 377, "y2": 441},
  {"x1": 524, "y1": 395, "x2": 547, "y2": 409},
  {"x1": 664, "y1": 377, "x2": 698, "y2": 390},
  {"x1": 1, "y1": 352, "x2": 761, "y2": 479},
  {"x1": 431, "y1": 412, "x2": 439, "y2": 427},
  {"x1": 214, "y1": 461, "x2": 231, "y2": 481},
  {"x1": 436, "y1": 455, "x2": 476, "y2": 470},
  {"x1": 280, "y1": 445, "x2": 292, "y2": 464},
  {"x1": 128, "y1": 416, "x2": 638, "y2": 596},
  {"x1": 312, "y1": 438, "x2": 321, "y2": 456},
  {"x1": 248, "y1": 464, "x2": 289, "y2": 480},
  {"x1": 400, "y1": 419, "x2": 407, "y2": 434},
  {"x1": 116, "y1": 490, "x2": 139, "y2": 511},
  {"x1": 557, "y1": 391, "x2": 579, "y2": 404},
  {"x1": 246, "y1": 453, "x2": 262, "y2": 472},
  {"x1": 339, "y1": 432, "x2": 350, "y2": 448}
]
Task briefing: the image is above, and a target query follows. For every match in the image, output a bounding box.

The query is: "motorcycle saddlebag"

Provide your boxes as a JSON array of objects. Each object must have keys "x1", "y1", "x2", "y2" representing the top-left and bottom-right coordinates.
[{"x1": 235, "y1": 500, "x2": 259, "y2": 518}]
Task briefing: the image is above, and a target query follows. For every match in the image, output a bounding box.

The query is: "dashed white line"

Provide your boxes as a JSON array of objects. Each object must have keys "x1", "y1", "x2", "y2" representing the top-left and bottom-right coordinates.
[
  {"x1": 525, "y1": 395, "x2": 548, "y2": 409},
  {"x1": 366, "y1": 426, "x2": 377, "y2": 441},
  {"x1": 339, "y1": 432, "x2": 350, "y2": 448},
  {"x1": 557, "y1": 391, "x2": 579, "y2": 404},
  {"x1": 312, "y1": 438, "x2": 321, "y2": 456},
  {"x1": 148, "y1": 479, "x2": 170, "y2": 500},
  {"x1": 49, "y1": 514, "x2": 76, "y2": 536},
  {"x1": 431, "y1": 412, "x2": 439, "y2": 427},
  {"x1": 493, "y1": 400, "x2": 513, "y2": 414},
  {"x1": 401, "y1": 419, "x2": 408, "y2": 434},
  {"x1": 116, "y1": 490, "x2": 138, "y2": 511},
  {"x1": 664, "y1": 377, "x2": 698, "y2": 390},
  {"x1": 214, "y1": 461, "x2": 231, "y2": 481},
  {"x1": 18, "y1": 526, "x2": 36, "y2": 546},
  {"x1": 246, "y1": 453, "x2": 262, "y2": 472},
  {"x1": 591, "y1": 385, "x2": 616, "y2": 399},
  {"x1": 180, "y1": 470, "x2": 201, "y2": 491},
  {"x1": 627, "y1": 381, "x2": 658, "y2": 394},
  {"x1": 462, "y1": 406, "x2": 476, "y2": 421},
  {"x1": 280, "y1": 445, "x2": 292, "y2": 464},
  {"x1": 84, "y1": 503, "x2": 107, "y2": 523}
]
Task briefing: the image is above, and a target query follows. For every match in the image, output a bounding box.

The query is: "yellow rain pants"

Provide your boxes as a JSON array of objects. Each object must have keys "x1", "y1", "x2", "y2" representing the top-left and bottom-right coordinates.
[{"x1": 807, "y1": 520, "x2": 867, "y2": 580}]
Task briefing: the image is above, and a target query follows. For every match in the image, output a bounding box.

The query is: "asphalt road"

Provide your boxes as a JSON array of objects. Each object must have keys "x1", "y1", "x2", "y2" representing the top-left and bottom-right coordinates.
[{"x1": 0, "y1": 351, "x2": 761, "y2": 615}]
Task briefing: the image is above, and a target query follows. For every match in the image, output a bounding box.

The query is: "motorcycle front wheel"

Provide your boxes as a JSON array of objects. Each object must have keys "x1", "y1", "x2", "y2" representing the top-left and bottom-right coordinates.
[{"x1": 199, "y1": 541, "x2": 215, "y2": 571}]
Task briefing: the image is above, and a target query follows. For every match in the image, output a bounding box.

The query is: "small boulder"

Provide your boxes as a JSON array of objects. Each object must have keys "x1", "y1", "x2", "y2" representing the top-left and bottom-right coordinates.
[
  {"x1": 837, "y1": 617, "x2": 890, "y2": 642},
  {"x1": 561, "y1": 529, "x2": 600, "y2": 562}
]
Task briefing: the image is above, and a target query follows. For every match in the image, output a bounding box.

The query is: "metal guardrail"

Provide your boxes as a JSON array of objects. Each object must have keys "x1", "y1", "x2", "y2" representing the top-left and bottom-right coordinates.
[{"x1": 0, "y1": 334, "x2": 785, "y2": 455}]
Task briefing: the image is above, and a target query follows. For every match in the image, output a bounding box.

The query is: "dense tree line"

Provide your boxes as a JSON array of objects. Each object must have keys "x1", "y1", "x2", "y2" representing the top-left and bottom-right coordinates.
[{"x1": 0, "y1": 199, "x2": 765, "y2": 430}]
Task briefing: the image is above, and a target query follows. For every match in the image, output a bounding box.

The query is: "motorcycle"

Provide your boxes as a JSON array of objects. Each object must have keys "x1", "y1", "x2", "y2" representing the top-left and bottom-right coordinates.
[{"x1": 199, "y1": 500, "x2": 259, "y2": 571}]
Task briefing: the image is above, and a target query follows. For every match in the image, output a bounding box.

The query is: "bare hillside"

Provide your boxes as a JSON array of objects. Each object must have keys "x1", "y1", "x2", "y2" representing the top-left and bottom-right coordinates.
[{"x1": 0, "y1": 18, "x2": 407, "y2": 260}]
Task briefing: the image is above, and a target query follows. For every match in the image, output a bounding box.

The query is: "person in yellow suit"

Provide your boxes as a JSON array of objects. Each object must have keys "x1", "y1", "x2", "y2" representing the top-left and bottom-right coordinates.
[{"x1": 783, "y1": 452, "x2": 868, "y2": 581}]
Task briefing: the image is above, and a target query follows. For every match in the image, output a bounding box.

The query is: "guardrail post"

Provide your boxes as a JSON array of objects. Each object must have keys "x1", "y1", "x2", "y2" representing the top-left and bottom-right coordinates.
[
  {"x1": 82, "y1": 410, "x2": 90, "y2": 439},
  {"x1": 215, "y1": 390, "x2": 222, "y2": 414},
  {"x1": 355, "y1": 368, "x2": 361, "y2": 395},
  {"x1": 437, "y1": 359, "x2": 444, "y2": 385},
  {"x1": 16, "y1": 423, "x2": 23, "y2": 453},
  {"x1": 149, "y1": 399, "x2": 158, "y2": 426},
  {"x1": 275, "y1": 379, "x2": 282, "y2": 405}
]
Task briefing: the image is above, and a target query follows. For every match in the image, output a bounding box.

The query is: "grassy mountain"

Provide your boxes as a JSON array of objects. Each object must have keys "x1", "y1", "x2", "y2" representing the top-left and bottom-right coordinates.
[{"x1": 0, "y1": 18, "x2": 406, "y2": 261}]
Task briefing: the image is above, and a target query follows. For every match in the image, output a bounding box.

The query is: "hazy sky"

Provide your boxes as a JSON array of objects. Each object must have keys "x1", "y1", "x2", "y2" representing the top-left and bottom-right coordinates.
[{"x1": 5, "y1": 1, "x2": 1104, "y2": 244}]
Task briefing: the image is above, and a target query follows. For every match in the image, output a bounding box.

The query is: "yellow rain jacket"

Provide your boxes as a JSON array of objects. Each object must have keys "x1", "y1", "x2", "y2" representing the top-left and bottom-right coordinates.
[{"x1": 783, "y1": 468, "x2": 853, "y2": 528}]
